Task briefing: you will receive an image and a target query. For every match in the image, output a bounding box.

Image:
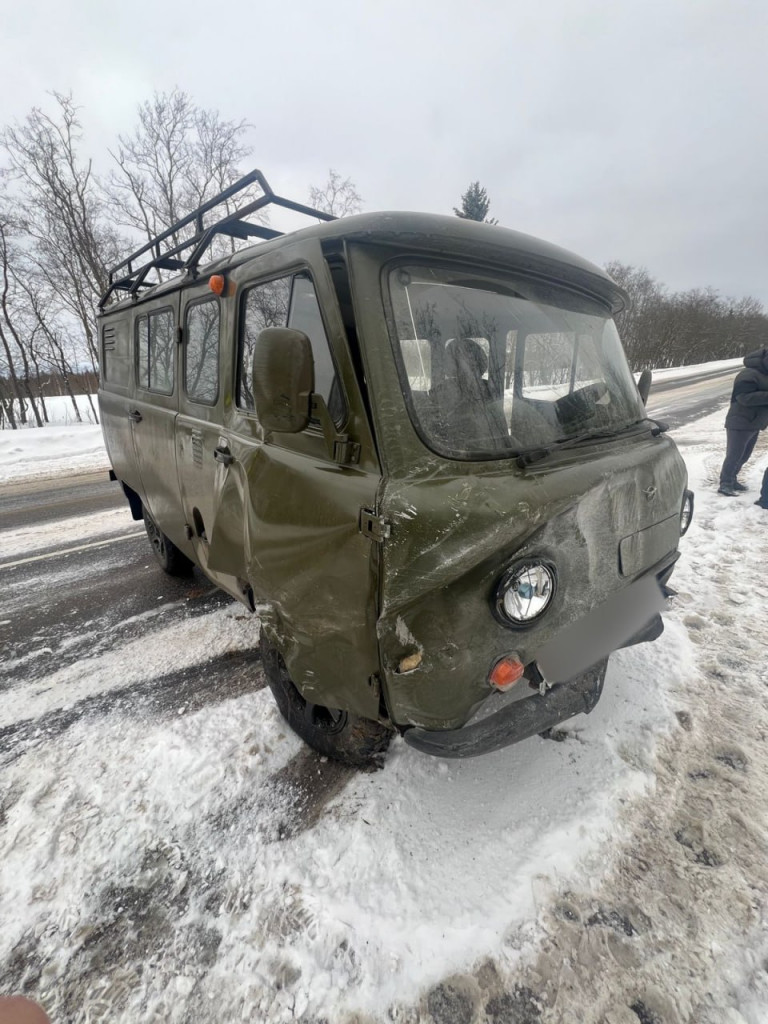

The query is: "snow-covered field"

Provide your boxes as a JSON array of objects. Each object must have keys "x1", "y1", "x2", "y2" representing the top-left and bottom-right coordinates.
[
  {"x1": 1, "y1": 375, "x2": 768, "y2": 1022},
  {"x1": 0, "y1": 396, "x2": 107, "y2": 483}
]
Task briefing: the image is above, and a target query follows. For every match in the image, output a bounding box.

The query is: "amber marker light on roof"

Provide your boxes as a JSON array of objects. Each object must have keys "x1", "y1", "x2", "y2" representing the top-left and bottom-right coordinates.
[
  {"x1": 489, "y1": 656, "x2": 525, "y2": 691},
  {"x1": 209, "y1": 274, "x2": 225, "y2": 296}
]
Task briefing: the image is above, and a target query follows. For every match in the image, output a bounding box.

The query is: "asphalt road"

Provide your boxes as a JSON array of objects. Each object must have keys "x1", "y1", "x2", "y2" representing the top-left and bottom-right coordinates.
[
  {"x1": 645, "y1": 364, "x2": 738, "y2": 428},
  {"x1": 0, "y1": 365, "x2": 736, "y2": 672}
]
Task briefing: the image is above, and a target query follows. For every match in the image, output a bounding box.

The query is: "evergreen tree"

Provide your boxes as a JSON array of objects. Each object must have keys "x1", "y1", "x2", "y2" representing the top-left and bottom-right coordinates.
[{"x1": 453, "y1": 181, "x2": 497, "y2": 224}]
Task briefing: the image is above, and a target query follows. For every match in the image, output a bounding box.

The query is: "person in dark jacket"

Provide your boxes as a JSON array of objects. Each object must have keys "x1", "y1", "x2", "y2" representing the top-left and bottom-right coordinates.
[{"x1": 718, "y1": 348, "x2": 768, "y2": 496}]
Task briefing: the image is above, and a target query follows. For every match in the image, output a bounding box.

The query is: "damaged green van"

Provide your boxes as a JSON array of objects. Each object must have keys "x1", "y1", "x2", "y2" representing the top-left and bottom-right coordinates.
[{"x1": 98, "y1": 170, "x2": 693, "y2": 764}]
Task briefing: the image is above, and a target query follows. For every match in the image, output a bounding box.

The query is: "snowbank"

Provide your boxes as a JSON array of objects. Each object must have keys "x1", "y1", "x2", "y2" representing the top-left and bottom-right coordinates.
[{"x1": 0, "y1": 424, "x2": 108, "y2": 484}]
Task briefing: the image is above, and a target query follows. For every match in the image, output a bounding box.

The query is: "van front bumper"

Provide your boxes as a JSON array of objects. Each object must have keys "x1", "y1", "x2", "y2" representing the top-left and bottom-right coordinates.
[{"x1": 403, "y1": 612, "x2": 663, "y2": 759}]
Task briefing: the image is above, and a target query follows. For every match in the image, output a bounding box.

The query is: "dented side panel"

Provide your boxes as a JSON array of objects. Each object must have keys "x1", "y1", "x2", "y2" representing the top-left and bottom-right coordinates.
[{"x1": 207, "y1": 441, "x2": 382, "y2": 720}]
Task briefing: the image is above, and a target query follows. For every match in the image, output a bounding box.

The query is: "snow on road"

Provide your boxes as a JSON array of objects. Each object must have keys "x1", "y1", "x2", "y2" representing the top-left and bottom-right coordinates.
[
  {"x1": 1, "y1": 387, "x2": 768, "y2": 1022},
  {"x1": 0, "y1": 507, "x2": 139, "y2": 562}
]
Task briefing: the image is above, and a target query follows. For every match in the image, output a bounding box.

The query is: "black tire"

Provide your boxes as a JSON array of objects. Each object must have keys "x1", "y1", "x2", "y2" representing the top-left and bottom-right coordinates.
[
  {"x1": 261, "y1": 641, "x2": 392, "y2": 767},
  {"x1": 143, "y1": 505, "x2": 194, "y2": 576}
]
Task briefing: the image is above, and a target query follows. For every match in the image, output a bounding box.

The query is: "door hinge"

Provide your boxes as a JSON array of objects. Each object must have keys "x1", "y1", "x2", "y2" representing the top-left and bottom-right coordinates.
[
  {"x1": 359, "y1": 508, "x2": 391, "y2": 543},
  {"x1": 333, "y1": 437, "x2": 361, "y2": 465}
]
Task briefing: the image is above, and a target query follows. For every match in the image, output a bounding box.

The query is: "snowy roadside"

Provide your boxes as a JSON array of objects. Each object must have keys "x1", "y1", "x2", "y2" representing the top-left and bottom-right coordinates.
[
  {"x1": 646, "y1": 356, "x2": 742, "y2": 383},
  {"x1": 0, "y1": 424, "x2": 108, "y2": 485},
  {"x1": 2, "y1": 401, "x2": 768, "y2": 1022}
]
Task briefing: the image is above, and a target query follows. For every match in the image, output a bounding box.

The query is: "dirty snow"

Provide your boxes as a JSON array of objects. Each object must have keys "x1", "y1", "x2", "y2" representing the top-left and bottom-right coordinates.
[
  {"x1": 1, "y1": 368, "x2": 768, "y2": 1022},
  {"x1": 0, "y1": 508, "x2": 139, "y2": 562}
]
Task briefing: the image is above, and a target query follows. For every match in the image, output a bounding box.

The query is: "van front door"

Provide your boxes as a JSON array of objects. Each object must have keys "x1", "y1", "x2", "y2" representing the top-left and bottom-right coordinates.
[{"x1": 205, "y1": 246, "x2": 383, "y2": 722}]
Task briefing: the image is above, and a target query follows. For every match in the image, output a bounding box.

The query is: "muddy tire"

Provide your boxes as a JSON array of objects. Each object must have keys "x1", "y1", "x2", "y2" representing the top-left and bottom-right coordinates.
[
  {"x1": 143, "y1": 506, "x2": 194, "y2": 576},
  {"x1": 261, "y1": 641, "x2": 392, "y2": 767}
]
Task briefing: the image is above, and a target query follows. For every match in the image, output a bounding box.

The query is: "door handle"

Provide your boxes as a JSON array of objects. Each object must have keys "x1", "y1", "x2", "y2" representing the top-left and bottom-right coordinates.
[
  {"x1": 128, "y1": 409, "x2": 142, "y2": 423},
  {"x1": 213, "y1": 445, "x2": 234, "y2": 466}
]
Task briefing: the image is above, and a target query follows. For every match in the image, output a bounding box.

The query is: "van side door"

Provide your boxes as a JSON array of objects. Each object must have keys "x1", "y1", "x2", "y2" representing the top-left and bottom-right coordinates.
[
  {"x1": 174, "y1": 285, "x2": 248, "y2": 603},
  {"x1": 131, "y1": 295, "x2": 187, "y2": 549}
]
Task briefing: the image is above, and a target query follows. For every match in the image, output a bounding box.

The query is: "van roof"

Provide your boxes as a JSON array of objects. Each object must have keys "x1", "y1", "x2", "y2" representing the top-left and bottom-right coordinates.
[{"x1": 100, "y1": 211, "x2": 626, "y2": 316}]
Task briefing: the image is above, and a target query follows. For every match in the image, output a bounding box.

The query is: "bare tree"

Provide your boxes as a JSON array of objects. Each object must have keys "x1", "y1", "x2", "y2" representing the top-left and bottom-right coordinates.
[
  {"x1": 1, "y1": 93, "x2": 120, "y2": 407},
  {"x1": 308, "y1": 169, "x2": 363, "y2": 217},
  {"x1": 14, "y1": 270, "x2": 86, "y2": 422},
  {"x1": 0, "y1": 214, "x2": 45, "y2": 426},
  {"x1": 108, "y1": 89, "x2": 263, "y2": 259}
]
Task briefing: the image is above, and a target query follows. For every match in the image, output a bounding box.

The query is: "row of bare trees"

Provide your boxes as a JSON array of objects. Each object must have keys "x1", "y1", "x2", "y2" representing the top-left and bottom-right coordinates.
[
  {"x1": 606, "y1": 263, "x2": 767, "y2": 370},
  {"x1": 0, "y1": 90, "x2": 361, "y2": 428}
]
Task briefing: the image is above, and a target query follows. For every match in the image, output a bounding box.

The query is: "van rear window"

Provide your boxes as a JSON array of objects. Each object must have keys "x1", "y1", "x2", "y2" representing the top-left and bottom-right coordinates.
[{"x1": 136, "y1": 308, "x2": 175, "y2": 394}]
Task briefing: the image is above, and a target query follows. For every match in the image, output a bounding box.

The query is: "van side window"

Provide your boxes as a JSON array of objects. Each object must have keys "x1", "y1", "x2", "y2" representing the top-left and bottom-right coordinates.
[
  {"x1": 288, "y1": 274, "x2": 344, "y2": 422},
  {"x1": 238, "y1": 274, "x2": 344, "y2": 422},
  {"x1": 239, "y1": 278, "x2": 291, "y2": 410},
  {"x1": 136, "y1": 308, "x2": 175, "y2": 393},
  {"x1": 185, "y1": 299, "x2": 220, "y2": 404}
]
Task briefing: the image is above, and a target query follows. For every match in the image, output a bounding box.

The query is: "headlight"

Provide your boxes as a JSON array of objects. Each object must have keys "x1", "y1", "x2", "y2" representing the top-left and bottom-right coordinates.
[
  {"x1": 494, "y1": 560, "x2": 557, "y2": 627},
  {"x1": 680, "y1": 490, "x2": 694, "y2": 535}
]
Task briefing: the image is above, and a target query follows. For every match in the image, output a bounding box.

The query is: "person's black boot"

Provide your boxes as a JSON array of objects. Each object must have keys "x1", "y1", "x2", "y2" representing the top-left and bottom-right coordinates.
[{"x1": 718, "y1": 483, "x2": 739, "y2": 496}]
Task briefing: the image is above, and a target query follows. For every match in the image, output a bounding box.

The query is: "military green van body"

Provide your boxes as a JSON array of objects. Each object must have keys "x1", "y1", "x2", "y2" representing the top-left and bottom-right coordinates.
[{"x1": 98, "y1": 185, "x2": 690, "y2": 763}]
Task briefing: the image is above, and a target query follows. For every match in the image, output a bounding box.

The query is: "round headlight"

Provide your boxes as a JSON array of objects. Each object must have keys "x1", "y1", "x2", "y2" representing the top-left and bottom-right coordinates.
[
  {"x1": 680, "y1": 490, "x2": 694, "y2": 535},
  {"x1": 494, "y1": 560, "x2": 557, "y2": 627}
]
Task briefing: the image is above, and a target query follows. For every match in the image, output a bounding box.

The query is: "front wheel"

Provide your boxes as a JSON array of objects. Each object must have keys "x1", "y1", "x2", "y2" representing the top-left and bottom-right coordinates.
[
  {"x1": 143, "y1": 505, "x2": 194, "y2": 577},
  {"x1": 261, "y1": 641, "x2": 392, "y2": 767}
]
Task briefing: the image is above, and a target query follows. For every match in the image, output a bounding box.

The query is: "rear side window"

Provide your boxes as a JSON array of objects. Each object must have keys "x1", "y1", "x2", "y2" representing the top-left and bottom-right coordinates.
[
  {"x1": 185, "y1": 299, "x2": 220, "y2": 404},
  {"x1": 238, "y1": 273, "x2": 344, "y2": 422},
  {"x1": 136, "y1": 308, "x2": 175, "y2": 393}
]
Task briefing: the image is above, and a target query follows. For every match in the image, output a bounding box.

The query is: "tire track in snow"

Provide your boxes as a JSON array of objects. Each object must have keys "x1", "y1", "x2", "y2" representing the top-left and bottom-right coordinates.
[{"x1": 0, "y1": 646, "x2": 266, "y2": 768}]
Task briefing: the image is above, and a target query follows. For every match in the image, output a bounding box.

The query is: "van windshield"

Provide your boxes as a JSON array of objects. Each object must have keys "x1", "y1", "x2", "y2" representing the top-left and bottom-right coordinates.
[{"x1": 388, "y1": 265, "x2": 644, "y2": 459}]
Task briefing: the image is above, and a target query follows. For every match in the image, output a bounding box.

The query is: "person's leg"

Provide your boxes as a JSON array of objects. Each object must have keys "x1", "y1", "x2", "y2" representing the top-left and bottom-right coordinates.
[
  {"x1": 757, "y1": 466, "x2": 768, "y2": 508},
  {"x1": 720, "y1": 430, "x2": 756, "y2": 490},
  {"x1": 735, "y1": 430, "x2": 759, "y2": 479}
]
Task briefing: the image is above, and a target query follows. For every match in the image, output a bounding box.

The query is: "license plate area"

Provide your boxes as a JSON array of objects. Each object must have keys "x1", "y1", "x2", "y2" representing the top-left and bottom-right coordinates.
[{"x1": 619, "y1": 515, "x2": 679, "y2": 577}]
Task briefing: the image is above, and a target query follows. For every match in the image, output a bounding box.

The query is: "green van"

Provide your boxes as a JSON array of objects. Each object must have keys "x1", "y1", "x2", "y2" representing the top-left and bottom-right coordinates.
[{"x1": 98, "y1": 170, "x2": 693, "y2": 764}]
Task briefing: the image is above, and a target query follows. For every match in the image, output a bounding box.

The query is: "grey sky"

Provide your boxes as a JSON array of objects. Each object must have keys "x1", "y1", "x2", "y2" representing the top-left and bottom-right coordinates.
[{"x1": 2, "y1": 0, "x2": 767, "y2": 304}]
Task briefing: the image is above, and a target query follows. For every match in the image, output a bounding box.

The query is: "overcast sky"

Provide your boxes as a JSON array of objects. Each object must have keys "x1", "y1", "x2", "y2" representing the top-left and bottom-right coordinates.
[{"x1": 2, "y1": 0, "x2": 767, "y2": 304}]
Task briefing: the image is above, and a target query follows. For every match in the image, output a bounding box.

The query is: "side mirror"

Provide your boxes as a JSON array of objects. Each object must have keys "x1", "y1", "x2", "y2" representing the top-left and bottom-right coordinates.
[
  {"x1": 637, "y1": 368, "x2": 652, "y2": 406},
  {"x1": 253, "y1": 327, "x2": 314, "y2": 432}
]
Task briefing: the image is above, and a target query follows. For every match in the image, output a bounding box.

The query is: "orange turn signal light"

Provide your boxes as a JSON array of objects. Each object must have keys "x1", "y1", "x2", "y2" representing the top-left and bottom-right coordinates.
[
  {"x1": 489, "y1": 656, "x2": 525, "y2": 692},
  {"x1": 209, "y1": 274, "x2": 225, "y2": 296}
]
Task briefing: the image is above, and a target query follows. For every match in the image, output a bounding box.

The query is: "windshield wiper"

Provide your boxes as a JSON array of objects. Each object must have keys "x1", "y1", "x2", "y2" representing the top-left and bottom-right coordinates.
[{"x1": 515, "y1": 417, "x2": 668, "y2": 469}]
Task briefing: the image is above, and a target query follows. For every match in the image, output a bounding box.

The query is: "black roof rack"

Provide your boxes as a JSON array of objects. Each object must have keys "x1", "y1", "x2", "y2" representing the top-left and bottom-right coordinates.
[{"x1": 99, "y1": 168, "x2": 336, "y2": 308}]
